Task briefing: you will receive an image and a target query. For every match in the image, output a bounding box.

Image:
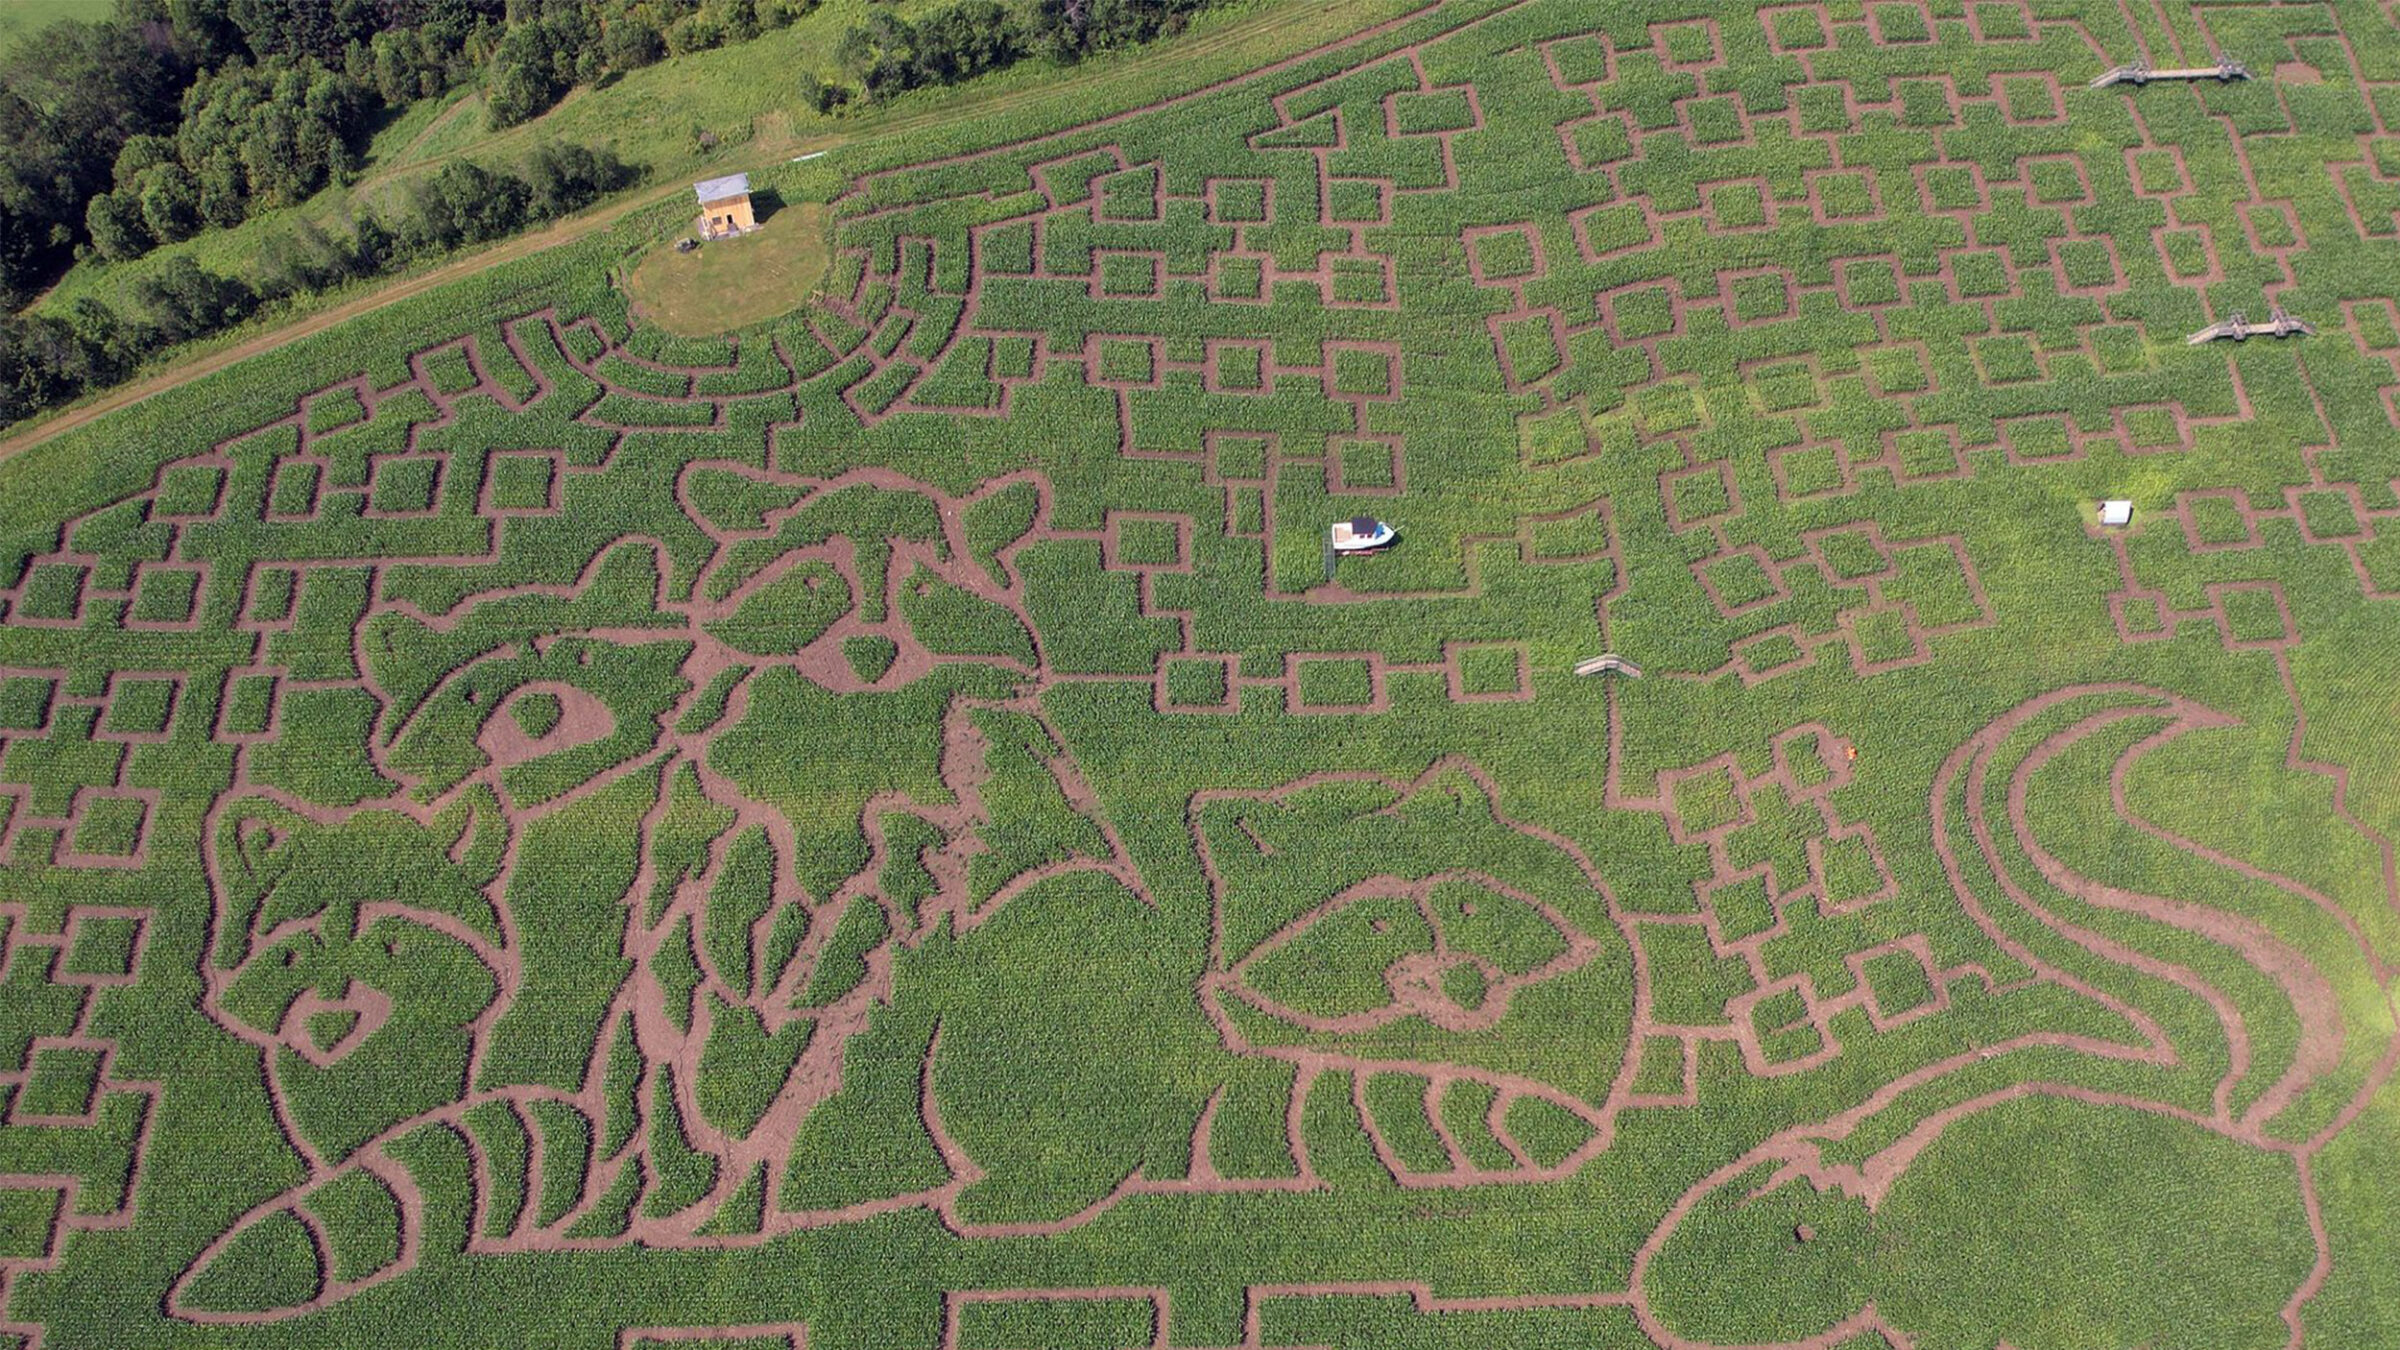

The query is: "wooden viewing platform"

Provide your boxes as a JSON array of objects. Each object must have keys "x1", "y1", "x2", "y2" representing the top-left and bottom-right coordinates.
[
  {"x1": 2090, "y1": 58, "x2": 2247, "y2": 88},
  {"x1": 1573, "y1": 654, "x2": 1643, "y2": 678},
  {"x1": 2186, "y1": 306, "x2": 2315, "y2": 345}
]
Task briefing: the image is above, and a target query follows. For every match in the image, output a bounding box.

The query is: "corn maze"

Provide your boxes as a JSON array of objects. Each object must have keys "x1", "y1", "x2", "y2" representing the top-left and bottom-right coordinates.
[{"x1": 4, "y1": 0, "x2": 2400, "y2": 1344}]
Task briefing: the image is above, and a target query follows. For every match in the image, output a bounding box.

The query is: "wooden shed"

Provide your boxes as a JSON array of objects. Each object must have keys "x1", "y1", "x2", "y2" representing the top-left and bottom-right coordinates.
[{"x1": 693, "y1": 173, "x2": 758, "y2": 240}]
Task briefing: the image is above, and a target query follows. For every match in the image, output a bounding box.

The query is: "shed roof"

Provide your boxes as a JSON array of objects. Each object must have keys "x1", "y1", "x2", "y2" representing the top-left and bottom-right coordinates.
[
  {"x1": 2099, "y1": 499, "x2": 2133, "y2": 526},
  {"x1": 693, "y1": 172, "x2": 751, "y2": 204}
]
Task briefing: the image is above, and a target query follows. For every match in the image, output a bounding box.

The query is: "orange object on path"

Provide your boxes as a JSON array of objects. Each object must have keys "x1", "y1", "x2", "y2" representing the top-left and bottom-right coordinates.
[{"x1": 1845, "y1": 744, "x2": 1857, "y2": 762}]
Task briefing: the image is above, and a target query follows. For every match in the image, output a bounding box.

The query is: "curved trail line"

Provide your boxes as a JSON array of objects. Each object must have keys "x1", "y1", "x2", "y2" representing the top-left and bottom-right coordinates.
[
  {"x1": 1191, "y1": 757, "x2": 1649, "y2": 1191},
  {"x1": 1623, "y1": 683, "x2": 2400, "y2": 1350},
  {"x1": 111, "y1": 298, "x2": 1625, "y2": 1325}
]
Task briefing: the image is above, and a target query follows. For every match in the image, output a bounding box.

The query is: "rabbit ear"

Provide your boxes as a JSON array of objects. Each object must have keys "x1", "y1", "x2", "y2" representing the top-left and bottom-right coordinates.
[
  {"x1": 1403, "y1": 760, "x2": 1502, "y2": 822},
  {"x1": 205, "y1": 797, "x2": 304, "y2": 969},
  {"x1": 438, "y1": 782, "x2": 510, "y2": 889},
  {"x1": 168, "y1": 1201, "x2": 327, "y2": 1322}
]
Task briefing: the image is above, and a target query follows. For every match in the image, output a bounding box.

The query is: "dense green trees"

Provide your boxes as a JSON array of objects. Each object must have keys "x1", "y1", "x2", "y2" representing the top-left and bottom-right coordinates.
[
  {"x1": 835, "y1": 3, "x2": 1023, "y2": 100},
  {"x1": 823, "y1": 0, "x2": 1218, "y2": 105},
  {"x1": 392, "y1": 144, "x2": 634, "y2": 253},
  {"x1": 2, "y1": 3, "x2": 507, "y2": 291},
  {"x1": 354, "y1": 24, "x2": 493, "y2": 107},
  {"x1": 485, "y1": 6, "x2": 604, "y2": 128},
  {"x1": 487, "y1": 1, "x2": 814, "y2": 129},
  {"x1": 1031, "y1": 0, "x2": 1215, "y2": 58},
  {"x1": 5, "y1": 0, "x2": 1221, "y2": 304},
  {"x1": 0, "y1": 20, "x2": 186, "y2": 304},
  {"x1": 82, "y1": 57, "x2": 378, "y2": 263},
  {"x1": 6, "y1": 0, "x2": 782, "y2": 288},
  {"x1": 2, "y1": 141, "x2": 628, "y2": 425}
]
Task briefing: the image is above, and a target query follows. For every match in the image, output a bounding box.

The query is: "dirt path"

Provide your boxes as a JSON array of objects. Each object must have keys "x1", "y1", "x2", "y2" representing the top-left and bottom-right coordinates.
[
  {"x1": 121, "y1": 261, "x2": 1609, "y2": 1319},
  {"x1": 19, "y1": 194, "x2": 2390, "y2": 1344},
  {"x1": 0, "y1": 190, "x2": 688, "y2": 464},
  {"x1": 381, "y1": 91, "x2": 487, "y2": 178}
]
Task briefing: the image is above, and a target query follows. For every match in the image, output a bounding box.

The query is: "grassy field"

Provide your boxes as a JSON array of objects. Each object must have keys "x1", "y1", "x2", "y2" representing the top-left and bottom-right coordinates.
[
  {"x1": 2, "y1": 0, "x2": 2399, "y2": 1346},
  {"x1": 0, "y1": 0, "x2": 108, "y2": 53},
  {"x1": 624, "y1": 201, "x2": 834, "y2": 335}
]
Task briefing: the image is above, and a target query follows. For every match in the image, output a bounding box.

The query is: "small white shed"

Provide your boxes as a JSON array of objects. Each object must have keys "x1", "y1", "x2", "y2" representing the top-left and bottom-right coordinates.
[{"x1": 2099, "y1": 499, "x2": 2133, "y2": 527}]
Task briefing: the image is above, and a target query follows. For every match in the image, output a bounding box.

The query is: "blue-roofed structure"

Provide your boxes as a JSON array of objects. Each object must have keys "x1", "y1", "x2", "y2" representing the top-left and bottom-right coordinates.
[{"x1": 692, "y1": 173, "x2": 757, "y2": 239}]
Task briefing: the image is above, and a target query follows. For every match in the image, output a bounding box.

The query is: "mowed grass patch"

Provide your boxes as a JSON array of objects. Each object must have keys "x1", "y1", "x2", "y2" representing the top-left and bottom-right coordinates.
[
  {"x1": 0, "y1": 0, "x2": 108, "y2": 54},
  {"x1": 625, "y1": 204, "x2": 833, "y2": 337}
]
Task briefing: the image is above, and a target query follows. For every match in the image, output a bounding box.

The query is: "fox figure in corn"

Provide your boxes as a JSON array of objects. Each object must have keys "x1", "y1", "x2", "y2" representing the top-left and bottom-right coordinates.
[{"x1": 1627, "y1": 686, "x2": 2387, "y2": 1350}]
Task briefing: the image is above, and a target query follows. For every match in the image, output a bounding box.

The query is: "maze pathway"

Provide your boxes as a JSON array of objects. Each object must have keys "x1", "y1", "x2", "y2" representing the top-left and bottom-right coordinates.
[{"x1": 2, "y1": 0, "x2": 2399, "y2": 1345}]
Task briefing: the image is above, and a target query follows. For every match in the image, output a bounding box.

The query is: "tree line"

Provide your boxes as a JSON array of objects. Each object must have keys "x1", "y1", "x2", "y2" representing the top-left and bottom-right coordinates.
[
  {"x1": 809, "y1": 0, "x2": 1217, "y2": 108},
  {"x1": 0, "y1": 142, "x2": 631, "y2": 426},
  {"x1": 1, "y1": 1, "x2": 813, "y2": 306}
]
